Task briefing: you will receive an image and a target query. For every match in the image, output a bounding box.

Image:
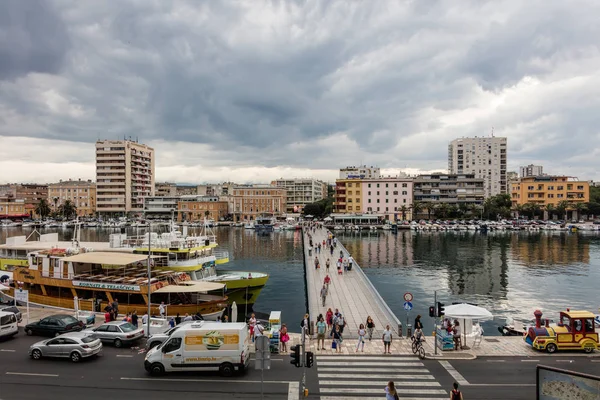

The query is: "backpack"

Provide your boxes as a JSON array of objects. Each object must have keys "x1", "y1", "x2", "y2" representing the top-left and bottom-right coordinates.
[
  {"x1": 337, "y1": 317, "x2": 344, "y2": 326},
  {"x1": 300, "y1": 319, "x2": 305, "y2": 328},
  {"x1": 451, "y1": 389, "x2": 461, "y2": 400}
]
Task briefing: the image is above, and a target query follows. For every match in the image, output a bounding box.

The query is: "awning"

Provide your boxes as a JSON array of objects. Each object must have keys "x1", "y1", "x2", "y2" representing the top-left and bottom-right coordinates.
[
  {"x1": 153, "y1": 281, "x2": 225, "y2": 294},
  {"x1": 61, "y1": 252, "x2": 150, "y2": 266},
  {"x1": 444, "y1": 303, "x2": 493, "y2": 320}
]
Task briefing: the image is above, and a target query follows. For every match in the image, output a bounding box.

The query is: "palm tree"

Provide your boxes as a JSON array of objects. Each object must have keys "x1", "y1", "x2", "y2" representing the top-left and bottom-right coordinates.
[
  {"x1": 59, "y1": 200, "x2": 77, "y2": 219},
  {"x1": 436, "y1": 203, "x2": 449, "y2": 219},
  {"x1": 204, "y1": 210, "x2": 210, "y2": 220},
  {"x1": 573, "y1": 202, "x2": 587, "y2": 221},
  {"x1": 411, "y1": 202, "x2": 423, "y2": 221},
  {"x1": 52, "y1": 197, "x2": 59, "y2": 212},
  {"x1": 556, "y1": 200, "x2": 570, "y2": 221},
  {"x1": 399, "y1": 205, "x2": 409, "y2": 221},
  {"x1": 458, "y1": 203, "x2": 469, "y2": 218},
  {"x1": 424, "y1": 202, "x2": 435, "y2": 220},
  {"x1": 469, "y1": 204, "x2": 482, "y2": 219},
  {"x1": 544, "y1": 204, "x2": 555, "y2": 221},
  {"x1": 35, "y1": 199, "x2": 51, "y2": 219},
  {"x1": 526, "y1": 202, "x2": 541, "y2": 220}
]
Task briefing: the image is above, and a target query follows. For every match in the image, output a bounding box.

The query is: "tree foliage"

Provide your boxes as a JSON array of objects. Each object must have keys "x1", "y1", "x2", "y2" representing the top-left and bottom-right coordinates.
[
  {"x1": 59, "y1": 200, "x2": 77, "y2": 219},
  {"x1": 35, "y1": 199, "x2": 51, "y2": 219},
  {"x1": 303, "y1": 198, "x2": 333, "y2": 218}
]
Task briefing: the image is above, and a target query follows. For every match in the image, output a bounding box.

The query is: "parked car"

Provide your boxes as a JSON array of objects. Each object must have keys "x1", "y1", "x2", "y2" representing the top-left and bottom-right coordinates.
[
  {"x1": 0, "y1": 310, "x2": 18, "y2": 339},
  {"x1": 29, "y1": 332, "x2": 102, "y2": 363},
  {"x1": 146, "y1": 320, "x2": 196, "y2": 350},
  {"x1": 25, "y1": 314, "x2": 85, "y2": 337},
  {"x1": 0, "y1": 305, "x2": 22, "y2": 323},
  {"x1": 86, "y1": 321, "x2": 144, "y2": 348}
]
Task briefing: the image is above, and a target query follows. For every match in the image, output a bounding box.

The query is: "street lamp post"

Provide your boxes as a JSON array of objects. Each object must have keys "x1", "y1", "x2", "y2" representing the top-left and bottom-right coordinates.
[{"x1": 146, "y1": 221, "x2": 151, "y2": 337}]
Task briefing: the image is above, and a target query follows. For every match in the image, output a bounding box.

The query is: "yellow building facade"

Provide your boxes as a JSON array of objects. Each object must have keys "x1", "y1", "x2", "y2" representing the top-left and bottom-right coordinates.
[
  {"x1": 48, "y1": 179, "x2": 97, "y2": 217},
  {"x1": 0, "y1": 198, "x2": 27, "y2": 218},
  {"x1": 333, "y1": 179, "x2": 363, "y2": 213},
  {"x1": 510, "y1": 176, "x2": 589, "y2": 207}
]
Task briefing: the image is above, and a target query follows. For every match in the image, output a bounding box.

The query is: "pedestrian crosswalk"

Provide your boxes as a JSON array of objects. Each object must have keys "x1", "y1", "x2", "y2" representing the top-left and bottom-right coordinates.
[{"x1": 317, "y1": 355, "x2": 447, "y2": 400}]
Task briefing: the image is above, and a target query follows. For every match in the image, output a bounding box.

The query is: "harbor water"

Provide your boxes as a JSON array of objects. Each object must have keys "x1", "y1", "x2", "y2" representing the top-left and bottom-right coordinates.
[{"x1": 1, "y1": 227, "x2": 599, "y2": 334}]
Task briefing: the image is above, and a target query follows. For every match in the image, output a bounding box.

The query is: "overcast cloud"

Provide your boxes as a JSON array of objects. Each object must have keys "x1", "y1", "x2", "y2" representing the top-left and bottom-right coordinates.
[{"x1": 1, "y1": 0, "x2": 599, "y2": 184}]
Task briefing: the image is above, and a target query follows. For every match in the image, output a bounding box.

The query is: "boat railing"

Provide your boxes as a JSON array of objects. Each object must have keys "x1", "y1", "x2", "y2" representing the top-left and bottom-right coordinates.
[{"x1": 169, "y1": 255, "x2": 216, "y2": 267}]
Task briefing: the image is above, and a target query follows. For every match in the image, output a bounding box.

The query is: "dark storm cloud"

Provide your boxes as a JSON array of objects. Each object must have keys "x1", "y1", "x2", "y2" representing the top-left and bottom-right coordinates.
[
  {"x1": 0, "y1": 0, "x2": 70, "y2": 80},
  {"x1": 0, "y1": 0, "x2": 599, "y2": 179}
]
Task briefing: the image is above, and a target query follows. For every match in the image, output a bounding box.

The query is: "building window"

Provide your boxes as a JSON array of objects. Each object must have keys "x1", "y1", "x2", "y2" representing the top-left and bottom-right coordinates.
[
  {"x1": 394, "y1": 183, "x2": 397, "y2": 188},
  {"x1": 348, "y1": 190, "x2": 352, "y2": 195},
  {"x1": 557, "y1": 186, "x2": 564, "y2": 190},
  {"x1": 394, "y1": 199, "x2": 397, "y2": 203},
  {"x1": 368, "y1": 191, "x2": 371, "y2": 195},
  {"x1": 377, "y1": 191, "x2": 380, "y2": 195},
  {"x1": 348, "y1": 206, "x2": 353, "y2": 211},
  {"x1": 385, "y1": 183, "x2": 388, "y2": 188},
  {"x1": 368, "y1": 199, "x2": 371, "y2": 203},
  {"x1": 356, "y1": 206, "x2": 361, "y2": 211},
  {"x1": 402, "y1": 183, "x2": 407, "y2": 188},
  {"x1": 385, "y1": 199, "x2": 389, "y2": 203},
  {"x1": 377, "y1": 184, "x2": 380, "y2": 188},
  {"x1": 393, "y1": 191, "x2": 398, "y2": 195},
  {"x1": 377, "y1": 207, "x2": 380, "y2": 211},
  {"x1": 376, "y1": 199, "x2": 380, "y2": 203},
  {"x1": 368, "y1": 184, "x2": 371, "y2": 188},
  {"x1": 402, "y1": 191, "x2": 407, "y2": 195},
  {"x1": 356, "y1": 191, "x2": 360, "y2": 195},
  {"x1": 403, "y1": 199, "x2": 406, "y2": 203},
  {"x1": 577, "y1": 185, "x2": 584, "y2": 190},
  {"x1": 385, "y1": 191, "x2": 389, "y2": 195}
]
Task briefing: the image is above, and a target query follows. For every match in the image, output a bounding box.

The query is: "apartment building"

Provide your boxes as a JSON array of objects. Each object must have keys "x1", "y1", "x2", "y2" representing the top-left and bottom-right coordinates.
[
  {"x1": 333, "y1": 178, "x2": 363, "y2": 213},
  {"x1": 47, "y1": 179, "x2": 96, "y2": 217},
  {"x1": 339, "y1": 165, "x2": 380, "y2": 179},
  {"x1": 0, "y1": 198, "x2": 26, "y2": 218},
  {"x1": 176, "y1": 185, "x2": 199, "y2": 196},
  {"x1": 143, "y1": 196, "x2": 179, "y2": 219},
  {"x1": 413, "y1": 174, "x2": 485, "y2": 217},
  {"x1": 520, "y1": 164, "x2": 544, "y2": 178},
  {"x1": 155, "y1": 182, "x2": 177, "y2": 197},
  {"x1": 232, "y1": 186, "x2": 287, "y2": 221},
  {"x1": 177, "y1": 196, "x2": 229, "y2": 222},
  {"x1": 0, "y1": 184, "x2": 48, "y2": 217},
  {"x1": 95, "y1": 140, "x2": 155, "y2": 216},
  {"x1": 510, "y1": 176, "x2": 589, "y2": 207},
  {"x1": 197, "y1": 182, "x2": 236, "y2": 197},
  {"x1": 362, "y1": 177, "x2": 414, "y2": 220},
  {"x1": 272, "y1": 178, "x2": 328, "y2": 213},
  {"x1": 448, "y1": 136, "x2": 507, "y2": 197}
]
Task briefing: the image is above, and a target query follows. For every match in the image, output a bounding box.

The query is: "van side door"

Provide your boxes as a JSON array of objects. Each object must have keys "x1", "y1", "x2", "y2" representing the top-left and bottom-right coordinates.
[{"x1": 161, "y1": 337, "x2": 183, "y2": 369}]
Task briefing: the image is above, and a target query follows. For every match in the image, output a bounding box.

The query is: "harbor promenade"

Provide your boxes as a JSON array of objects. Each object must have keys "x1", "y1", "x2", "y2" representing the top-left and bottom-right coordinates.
[{"x1": 302, "y1": 225, "x2": 401, "y2": 339}]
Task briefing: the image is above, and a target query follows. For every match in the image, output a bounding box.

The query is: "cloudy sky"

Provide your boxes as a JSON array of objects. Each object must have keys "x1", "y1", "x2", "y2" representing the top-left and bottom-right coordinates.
[{"x1": 1, "y1": 0, "x2": 599, "y2": 185}]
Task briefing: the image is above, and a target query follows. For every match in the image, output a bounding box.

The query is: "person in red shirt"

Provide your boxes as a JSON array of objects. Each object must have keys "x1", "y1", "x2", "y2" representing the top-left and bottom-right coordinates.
[
  {"x1": 324, "y1": 274, "x2": 331, "y2": 286},
  {"x1": 104, "y1": 311, "x2": 111, "y2": 323}
]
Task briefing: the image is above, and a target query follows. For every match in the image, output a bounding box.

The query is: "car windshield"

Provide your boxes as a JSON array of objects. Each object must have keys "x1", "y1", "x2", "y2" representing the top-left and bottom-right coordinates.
[
  {"x1": 120, "y1": 323, "x2": 136, "y2": 332},
  {"x1": 59, "y1": 316, "x2": 78, "y2": 324},
  {"x1": 81, "y1": 336, "x2": 97, "y2": 344},
  {"x1": 167, "y1": 326, "x2": 180, "y2": 336}
]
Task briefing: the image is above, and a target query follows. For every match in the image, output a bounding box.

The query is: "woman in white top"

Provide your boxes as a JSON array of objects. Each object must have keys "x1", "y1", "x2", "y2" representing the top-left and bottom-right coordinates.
[
  {"x1": 249, "y1": 313, "x2": 257, "y2": 342},
  {"x1": 356, "y1": 324, "x2": 366, "y2": 352}
]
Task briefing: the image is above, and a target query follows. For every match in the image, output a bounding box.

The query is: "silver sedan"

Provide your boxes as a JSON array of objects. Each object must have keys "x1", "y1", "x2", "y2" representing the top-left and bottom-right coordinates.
[
  {"x1": 86, "y1": 321, "x2": 144, "y2": 348},
  {"x1": 29, "y1": 332, "x2": 102, "y2": 363}
]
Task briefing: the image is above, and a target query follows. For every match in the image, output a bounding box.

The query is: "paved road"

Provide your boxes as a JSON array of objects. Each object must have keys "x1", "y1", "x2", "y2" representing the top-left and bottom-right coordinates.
[
  {"x1": 0, "y1": 329, "x2": 318, "y2": 399},
  {"x1": 426, "y1": 355, "x2": 600, "y2": 400}
]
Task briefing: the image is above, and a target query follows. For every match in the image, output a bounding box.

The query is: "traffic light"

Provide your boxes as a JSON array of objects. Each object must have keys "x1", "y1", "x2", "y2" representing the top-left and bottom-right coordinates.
[
  {"x1": 429, "y1": 306, "x2": 435, "y2": 318},
  {"x1": 437, "y1": 302, "x2": 445, "y2": 317},
  {"x1": 290, "y1": 345, "x2": 301, "y2": 367},
  {"x1": 305, "y1": 351, "x2": 314, "y2": 368}
]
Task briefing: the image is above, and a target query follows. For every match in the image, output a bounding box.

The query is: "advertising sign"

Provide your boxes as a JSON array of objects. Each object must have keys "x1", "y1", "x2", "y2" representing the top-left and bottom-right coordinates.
[
  {"x1": 73, "y1": 281, "x2": 141, "y2": 292},
  {"x1": 184, "y1": 330, "x2": 240, "y2": 351}
]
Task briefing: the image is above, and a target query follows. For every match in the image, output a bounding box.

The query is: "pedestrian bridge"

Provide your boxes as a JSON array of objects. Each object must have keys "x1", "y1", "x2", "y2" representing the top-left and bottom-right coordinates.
[{"x1": 302, "y1": 226, "x2": 401, "y2": 339}]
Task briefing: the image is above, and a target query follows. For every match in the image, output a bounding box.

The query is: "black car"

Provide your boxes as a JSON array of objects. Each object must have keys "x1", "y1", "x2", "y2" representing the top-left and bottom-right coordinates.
[{"x1": 25, "y1": 314, "x2": 85, "y2": 337}]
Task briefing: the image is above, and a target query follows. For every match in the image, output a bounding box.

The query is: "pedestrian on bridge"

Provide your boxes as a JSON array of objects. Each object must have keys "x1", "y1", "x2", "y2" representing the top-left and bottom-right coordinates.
[
  {"x1": 356, "y1": 323, "x2": 366, "y2": 352},
  {"x1": 316, "y1": 316, "x2": 326, "y2": 350},
  {"x1": 450, "y1": 382, "x2": 464, "y2": 400},
  {"x1": 320, "y1": 284, "x2": 328, "y2": 307},
  {"x1": 382, "y1": 325, "x2": 393, "y2": 354},
  {"x1": 366, "y1": 316, "x2": 375, "y2": 341},
  {"x1": 385, "y1": 381, "x2": 399, "y2": 400},
  {"x1": 325, "y1": 258, "x2": 330, "y2": 271},
  {"x1": 326, "y1": 308, "x2": 333, "y2": 331}
]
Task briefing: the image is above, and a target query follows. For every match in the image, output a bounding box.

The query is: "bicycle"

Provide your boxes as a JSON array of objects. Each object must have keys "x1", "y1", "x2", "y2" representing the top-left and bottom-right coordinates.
[{"x1": 411, "y1": 335, "x2": 426, "y2": 360}]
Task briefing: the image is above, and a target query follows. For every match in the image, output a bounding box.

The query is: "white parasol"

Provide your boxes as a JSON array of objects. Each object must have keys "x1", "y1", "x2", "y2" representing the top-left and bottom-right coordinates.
[
  {"x1": 444, "y1": 303, "x2": 493, "y2": 348},
  {"x1": 231, "y1": 301, "x2": 238, "y2": 323}
]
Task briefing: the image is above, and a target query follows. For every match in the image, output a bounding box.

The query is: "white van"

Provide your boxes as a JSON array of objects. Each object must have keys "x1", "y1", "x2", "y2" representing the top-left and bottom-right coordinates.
[
  {"x1": 144, "y1": 322, "x2": 250, "y2": 377},
  {"x1": 0, "y1": 310, "x2": 18, "y2": 339}
]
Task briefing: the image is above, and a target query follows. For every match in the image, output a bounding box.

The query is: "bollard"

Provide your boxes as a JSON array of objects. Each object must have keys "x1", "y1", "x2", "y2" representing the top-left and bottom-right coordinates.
[
  {"x1": 406, "y1": 323, "x2": 412, "y2": 339},
  {"x1": 398, "y1": 323, "x2": 403, "y2": 338}
]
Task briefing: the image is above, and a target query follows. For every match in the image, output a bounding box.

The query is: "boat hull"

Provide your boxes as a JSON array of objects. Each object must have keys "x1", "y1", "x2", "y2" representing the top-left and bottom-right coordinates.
[{"x1": 5, "y1": 287, "x2": 227, "y2": 317}]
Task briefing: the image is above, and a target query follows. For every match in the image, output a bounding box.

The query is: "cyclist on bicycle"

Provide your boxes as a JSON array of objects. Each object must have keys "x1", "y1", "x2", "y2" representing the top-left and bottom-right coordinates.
[{"x1": 413, "y1": 327, "x2": 424, "y2": 345}]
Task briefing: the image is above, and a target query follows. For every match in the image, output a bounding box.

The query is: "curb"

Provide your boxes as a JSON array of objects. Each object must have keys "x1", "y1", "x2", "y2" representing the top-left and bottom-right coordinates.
[{"x1": 425, "y1": 352, "x2": 477, "y2": 361}]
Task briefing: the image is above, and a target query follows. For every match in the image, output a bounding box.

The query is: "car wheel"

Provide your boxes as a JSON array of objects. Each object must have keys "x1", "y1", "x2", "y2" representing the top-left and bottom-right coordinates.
[
  {"x1": 584, "y1": 346, "x2": 594, "y2": 354},
  {"x1": 25, "y1": 329, "x2": 33, "y2": 336},
  {"x1": 114, "y1": 339, "x2": 123, "y2": 348},
  {"x1": 150, "y1": 363, "x2": 165, "y2": 376},
  {"x1": 546, "y1": 343, "x2": 557, "y2": 353},
  {"x1": 31, "y1": 349, "x2": 42, "y2": 360},
  {"x1": 70, "y1": 352, "x2": 81, "y2": 363},
  {"x1": 219, "y1": 362, "x2": 234, "y2": 377}
]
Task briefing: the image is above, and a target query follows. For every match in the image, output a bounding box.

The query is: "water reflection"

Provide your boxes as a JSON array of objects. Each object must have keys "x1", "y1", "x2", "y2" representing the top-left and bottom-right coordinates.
[{"x1": 336, "y1": 230, "x2": 599, "y2": 333}]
